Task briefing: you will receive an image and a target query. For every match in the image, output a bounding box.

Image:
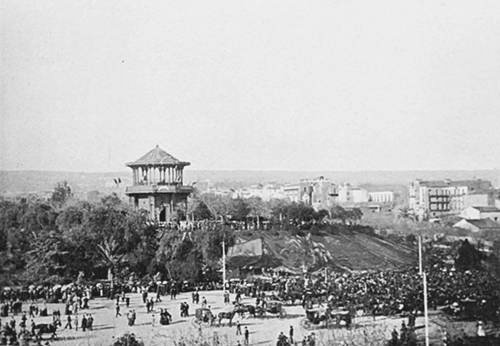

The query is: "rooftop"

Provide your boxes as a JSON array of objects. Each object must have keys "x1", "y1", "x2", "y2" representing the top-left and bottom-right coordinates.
[
  {"x1": 416, "y1": 179, "x2": 492, "y2": 189},
  {"x1": 457, "y1": 218, "x2": 500, "y2": 230},
  {"x1": 126, "y1": 145, "x2": 190, "y2": 167},
  {"x1": 470, "y1": 206, "x2": 500, "y2": 213}
]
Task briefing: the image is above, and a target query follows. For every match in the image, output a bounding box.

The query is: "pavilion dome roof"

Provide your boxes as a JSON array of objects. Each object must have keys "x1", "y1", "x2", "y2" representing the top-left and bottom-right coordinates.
[{"x1": 126, "y1": 145, "x2": 190, "y2": 167}]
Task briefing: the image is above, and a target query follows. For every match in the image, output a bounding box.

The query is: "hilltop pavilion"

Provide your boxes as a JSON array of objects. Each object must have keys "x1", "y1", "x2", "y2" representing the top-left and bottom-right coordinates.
[{"x1": 125, "y1": 145, "x2": 193, "y2": 222}]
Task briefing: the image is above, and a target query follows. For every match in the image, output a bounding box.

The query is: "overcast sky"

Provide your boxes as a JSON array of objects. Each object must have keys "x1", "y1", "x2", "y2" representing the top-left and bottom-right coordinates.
[{"x1": 1, "y1": 0, "x2": 500, "y2": 172}]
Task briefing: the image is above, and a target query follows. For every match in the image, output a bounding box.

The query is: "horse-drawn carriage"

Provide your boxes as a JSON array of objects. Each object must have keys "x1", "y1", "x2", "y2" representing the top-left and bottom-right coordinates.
[
  {"x1": 302, "y1": 307, "x2": 352, "y2": 329},
  {"x1": 194, "y1": 307, "x2": 215, "y2": 326},
  {"x1": 255, "y1": 300, "x2": 286, "y2": 318},
  {"x1": 33, "y1": 320, "x2": 61, "y2": 340}
]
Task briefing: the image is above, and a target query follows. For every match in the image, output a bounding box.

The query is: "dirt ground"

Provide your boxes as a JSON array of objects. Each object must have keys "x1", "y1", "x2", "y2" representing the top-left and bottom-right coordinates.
[{"x1": 23, "y1": 290, "x2": 466, "y2": 345}]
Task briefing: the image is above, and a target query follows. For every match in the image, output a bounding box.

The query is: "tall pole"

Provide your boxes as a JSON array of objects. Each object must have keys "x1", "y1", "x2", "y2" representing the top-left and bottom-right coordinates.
[
  {"x1": 418, "y1": 235, "x2": 423, "y2": 275},
  {"x1": 423, "y1": 272, "x2": 430, "y2": 346},
  {"x1": 222, "y1": 239, "x2": 227, "y2": 295}
]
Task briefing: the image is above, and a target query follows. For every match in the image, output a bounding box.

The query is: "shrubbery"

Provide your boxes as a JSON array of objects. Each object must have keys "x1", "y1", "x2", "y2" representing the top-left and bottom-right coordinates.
[{"x1": 112, "y1": 333, "x2": 144, "y2": 346}]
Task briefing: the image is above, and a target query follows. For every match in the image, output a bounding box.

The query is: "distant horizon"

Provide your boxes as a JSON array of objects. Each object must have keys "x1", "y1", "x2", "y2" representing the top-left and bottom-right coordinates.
[
  {"x1": 2, "y1": 167, "x2": 499, "y2": 194},
  {"x1": 1, "y1": 168, "x2": 499, "y2": 174}
]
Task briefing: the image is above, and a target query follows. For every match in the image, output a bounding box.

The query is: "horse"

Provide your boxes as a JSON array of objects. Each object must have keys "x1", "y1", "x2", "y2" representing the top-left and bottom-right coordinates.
[
  {"x1": 233, "y1": 304, "x2": 256, "y2": 318},
  {"x1": 217, "y1": 311, "x2": 235, "y2": 327},
  {"x1": 34, "y1": 320, "x2": 61, "y2": 340}
]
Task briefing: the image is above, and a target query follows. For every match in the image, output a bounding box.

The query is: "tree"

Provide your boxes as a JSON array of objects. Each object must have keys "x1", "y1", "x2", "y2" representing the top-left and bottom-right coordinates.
[
  {"x1": 228, "y1": 198, "x2": 251, "y2": 222},
  {"x1": 346, "y1": 208, "x2": 363, "y2": 225},
  {"x1": 330, "y1": 205, "x2": 348, "y2": 224},
  {"x1": 314, "y1": 209, "x2": 329, "y2": 222},
  {"x1": 200, "y1": 193, "x2": 231, "y2": 220},
  {"x1": 247, "y1": 197, "x2": 270, "y2": 229},
  {"x1": 50, "y1": 181, "x2": 73, "y2": 207},
  {"x1": 192, "y1": 201, "x2": 213, "y2": 220},
  {"x1": 155, "y1": 230, "x2": 203, "y2": 281},
  {"x1": 22, "y1": 230, "x2": 72, "y2": 283},
  {"x1": 80, "y1": 198, "x2": 144, "y2": 283},
  {"x1": 456, "y1": 239, "x2": 482, "y2": 270}
]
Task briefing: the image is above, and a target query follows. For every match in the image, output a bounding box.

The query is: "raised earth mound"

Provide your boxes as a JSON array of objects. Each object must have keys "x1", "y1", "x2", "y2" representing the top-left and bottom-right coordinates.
[{"x1": 227, "y1": 229, "x2": 416, "y2": 272}]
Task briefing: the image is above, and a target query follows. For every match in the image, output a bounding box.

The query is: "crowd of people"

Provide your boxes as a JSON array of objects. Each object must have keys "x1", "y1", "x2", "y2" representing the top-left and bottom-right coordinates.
[
  {"x1": 0, "y1": 282, "x2": 97, "y2": 346},
  {"x1": 1, "y1": 254, "x2": 499, "y2": 345},
  {"x1": 265, "y1": 263, "x2": 500, "y2": 322}
]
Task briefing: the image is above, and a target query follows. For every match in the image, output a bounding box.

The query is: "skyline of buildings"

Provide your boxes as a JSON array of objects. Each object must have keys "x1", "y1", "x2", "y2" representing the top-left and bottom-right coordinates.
[{"x1": 408, "y1": 179, "x2": 495, "y2": 220}]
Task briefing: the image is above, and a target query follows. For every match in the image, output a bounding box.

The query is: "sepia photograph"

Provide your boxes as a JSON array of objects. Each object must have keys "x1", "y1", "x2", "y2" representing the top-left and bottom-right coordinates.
[{"x1": 1, "y1": 1, "x2": 500, "y2": 345}]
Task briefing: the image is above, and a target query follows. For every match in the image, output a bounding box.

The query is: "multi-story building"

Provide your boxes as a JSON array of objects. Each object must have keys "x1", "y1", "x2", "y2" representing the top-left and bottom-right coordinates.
[
  {"x1": 337, "y1": 183, "x2": 369, "y2": 204},
  {"x1": 408, "y1": 179, "x2": 493, "y2": 219},
  {"x1": 232, "y1": 184, "x2": 287, "y2": 201},
  {"x1": 299, "y1": 176, "x2": 338, "y2": 211},
  {"x1": 282, "y1": 184, "x2": 300, "y2": 203},
  {"x1": 368, "y1": 191, "x2": 394, "y2": 204}
]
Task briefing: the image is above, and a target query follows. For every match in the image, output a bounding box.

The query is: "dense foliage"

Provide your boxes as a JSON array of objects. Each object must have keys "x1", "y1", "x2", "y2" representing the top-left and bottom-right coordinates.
[
  {"x1": 2, "y1": 181, "x2": 492, "y2": 286},
  {"x1": 0, "y1": 183, "x2": 235, "y2": 286},
  {"x1": 112, "y1": 333, "x2": 144, "y2": 346}
]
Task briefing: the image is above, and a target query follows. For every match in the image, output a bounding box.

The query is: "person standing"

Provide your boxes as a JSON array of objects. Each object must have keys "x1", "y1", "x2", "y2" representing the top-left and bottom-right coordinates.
[
  {"x1": 289, "y1": 325, "x2": 294, "y2": 344},
  {"x1": 87, "y1": 314, "x2": 93, "y2": 331},
  {"x1": 477, "y1": 321, "x2": 486, "y2": 337},
  {"x1": 30, "y1": 320, "x2": 35, "y2": 336},
  {"x1": 149, "y1": 298, "x2": 154, "y2": 312},
  {"x1": 81, "y1": 314, "x2": 87, "y2": 332},
  {"x1": 63, "y1": 314, "x2": 72, "y2": 330},
  {"x1": 236, "y1": 320, "x2": 242, "y2": 335},
  {"x1": 244, "y1": 326, "x2": 249, "y2": 345},
  {"x1": 115, "y1": 302, "x2": 121, "y2": 317}
]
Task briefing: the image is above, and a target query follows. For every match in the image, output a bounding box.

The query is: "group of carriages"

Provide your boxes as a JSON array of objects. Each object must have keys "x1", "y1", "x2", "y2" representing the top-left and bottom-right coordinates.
[{"x1": 194, "y1": 299, "x2": 287, "y2": 327}]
